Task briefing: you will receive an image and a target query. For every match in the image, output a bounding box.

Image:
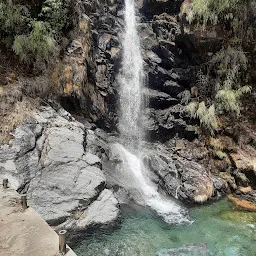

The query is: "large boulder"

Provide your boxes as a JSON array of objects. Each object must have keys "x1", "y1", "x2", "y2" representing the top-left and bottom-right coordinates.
[
  {"x1": 145, "y1": 142, "x2": 214, "y2": 204},
  {"x1": 175, "y1": 159, "x2": 214, "y2": 203},
  {"x1": 59, "y1": 188, "x2": 120, "y2": 243},
  {"x1": 0, "y1": 106, "x2": 120, "y2": 236}
]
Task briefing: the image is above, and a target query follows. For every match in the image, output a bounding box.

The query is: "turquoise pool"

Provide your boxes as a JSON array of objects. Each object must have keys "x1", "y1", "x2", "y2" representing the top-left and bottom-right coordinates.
[{"x1": 74, "y1": 199, "x2": 256, "y2": 256}]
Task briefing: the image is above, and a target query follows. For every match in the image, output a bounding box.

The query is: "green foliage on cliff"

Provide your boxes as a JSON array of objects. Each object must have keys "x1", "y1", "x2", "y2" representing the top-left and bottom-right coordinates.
[
  {"x1": 185, "y1": 0, "x2": 239, "y2": 26},
  {"x1": 180, "y1": 46, "x2": 252, "y2": 134},
  {"x1": 180, "y1": 0, "x2": 255, "y2": 134},
  {"x1": 185, "y1": 101, "x2": 218, "y2": 134},
  {"x1": 40, "y1": 0, "x2": 68, "y2": 33},
  {"x1": 13, "y1": 21, "x2": 55, "y2": 64},
  {"x1": 0, "y1": 0, "x2": 28, "y2": 47},
  {"x1": 0, "y1": 0, "x2": 72, "y2": 69}
]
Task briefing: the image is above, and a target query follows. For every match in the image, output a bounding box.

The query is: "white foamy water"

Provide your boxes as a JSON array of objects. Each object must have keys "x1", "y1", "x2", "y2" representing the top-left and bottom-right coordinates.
[
  {"x1": 119, "y1": 0, "x2": 144, "y2": 145},
  {"x1": 118, "y1": 0, "x2": 189, "y2": 224},
  {"x1": 116, "y1": 144, "x2": 190, "y2": 224}
]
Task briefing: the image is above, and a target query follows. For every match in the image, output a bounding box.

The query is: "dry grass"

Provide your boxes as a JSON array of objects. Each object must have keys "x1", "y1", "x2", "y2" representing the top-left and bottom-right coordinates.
[
  {"x1": 19, "y1": 75, "x2": 58, "y2": 100},
  {"x1": 0, "y1": 85, "x2": 38, "y2": 144},
  {"x1": 209, "y1": 137, "x2": 224, "y2": 150},
  {"x1": 0, "y1": 75, "x2": 57, "y2": 144}
]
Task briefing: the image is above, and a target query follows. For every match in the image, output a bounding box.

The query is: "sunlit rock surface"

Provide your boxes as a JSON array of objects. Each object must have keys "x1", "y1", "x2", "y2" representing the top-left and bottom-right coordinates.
[{"x1": 0, "y1": 106, "x2": 120, "y2": 237}]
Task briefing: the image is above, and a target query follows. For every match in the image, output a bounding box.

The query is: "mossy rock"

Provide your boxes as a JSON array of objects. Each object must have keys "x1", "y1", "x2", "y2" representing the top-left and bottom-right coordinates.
[{"x1": 215, "y1": 150, "x2": 227, "y2": 160}]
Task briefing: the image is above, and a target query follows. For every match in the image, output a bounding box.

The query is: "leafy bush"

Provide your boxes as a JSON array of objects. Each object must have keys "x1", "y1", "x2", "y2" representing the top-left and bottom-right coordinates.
[
  {"x1": 0, "y1": 0, "x2": 71, "y2": 67},
  {"x1": 179, "y1": 0, "x2": 254, "y2": 134},
  {"x1": 182, "y1": 0, "x2": 239, "y2": 26},
  {"x1": 216, "y1": 86, "x2": 251, "y2": 115},
  {"x1": 40, "y1": 0, "x2": 68, "y2": 33},
  {"x1": 0, "y1": 0, "x2": 28, "y2": 47},
  {"x1": 185, "y1": 101, "x2": 218, "y2": 134},
  {"x1": 13, "y1": 21, "x2": 55, "y2": 65}
]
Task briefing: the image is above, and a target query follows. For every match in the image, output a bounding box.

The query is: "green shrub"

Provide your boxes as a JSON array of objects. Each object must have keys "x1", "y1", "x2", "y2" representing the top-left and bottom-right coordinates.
[
  {"x1": 0, "y1": 0, "x2": 72, "y2": 66},
  {"x1": 40, "y1": 0, "x2": 68, "y2": 33},
  {"x1": 13, "y1": 21, "x2": 55, "y2": 65},
  {"x1": 185, "y1": 101, "x2": 218, "y2": 134},
  {"x1": 0, "y1": 0, "x2": 28, "y2": 47},
  {"x1": 180, "y1": 1, "x2": 254, "y2": 134},
  {"x1": 216, "y1": 86, "x2": 251, "y2": 115},
  {"x1": 183, "y1": 0, "x2": 239, "y2": 26}
]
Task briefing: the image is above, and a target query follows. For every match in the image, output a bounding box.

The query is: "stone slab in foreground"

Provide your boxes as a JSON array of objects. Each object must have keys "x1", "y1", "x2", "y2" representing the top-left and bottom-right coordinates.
[{"x1": 0, "y1": 185, "x2": 76, "y2": 256}]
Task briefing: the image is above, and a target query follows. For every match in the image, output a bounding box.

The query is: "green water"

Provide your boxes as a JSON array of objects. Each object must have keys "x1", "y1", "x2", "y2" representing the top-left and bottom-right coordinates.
[{"x1": 74, "y1": 199, "x2": 256, "y2": 256}]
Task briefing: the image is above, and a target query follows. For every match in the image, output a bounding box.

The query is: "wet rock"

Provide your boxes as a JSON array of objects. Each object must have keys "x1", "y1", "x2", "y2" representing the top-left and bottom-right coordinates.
[
  {"x1": 60, "y1": 189, "x2": 120, "y2": 233},
  {"x1": 152, "y1": 43, "x2": 182, "y2": 69},
  {"x1": 141, "y1": 109, "x2": 159, "y2": 135},
  {"x1": 76, "y1": 189, "x2": 120, "y2": 228},
  {"x1": 175, "y1": 159, "x2": 214, "y2": 203},
  {"x1": 212, "y1": 176, "x2": 230, "y2": 197},
  {"x1": 143, "y1": 88, "x2": 179, "y2": 109},
  {"x1": 145, "y1": 143, "x2": 214, "y2": 204},
  {"x1": 228, "y1": 194, "x2": 256, "y2": 212},
  {"x1": 142, "y1": 106, "x2": 188, "y2": 141},
  {"x1": 144, "y1": 51, "x2": 162, "y2": 64},
  {"x1": 139, "y1": 23, "x2": 158, "y2": 51},
  {"x1": 162, "y1": 80, "x2": 185, "y2": 97}
]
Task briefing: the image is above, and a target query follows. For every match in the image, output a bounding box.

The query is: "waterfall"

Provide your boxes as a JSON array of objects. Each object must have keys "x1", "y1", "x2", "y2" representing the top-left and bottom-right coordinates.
[
  {"x1": 117, "y1": 0, "x2": 190, "y2": 224},
  {"x1": 119, "y1": 0, "x2": 143, "y2": 147}
]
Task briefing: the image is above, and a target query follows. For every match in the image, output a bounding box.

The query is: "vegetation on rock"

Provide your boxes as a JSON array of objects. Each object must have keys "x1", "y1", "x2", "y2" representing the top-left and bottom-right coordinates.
[
  {"x1": 180, "y1": 0, "x2": 255, "y2": 134},
  {"x1": 0, "y1": 0, "x2": 73, "y2": 70}
]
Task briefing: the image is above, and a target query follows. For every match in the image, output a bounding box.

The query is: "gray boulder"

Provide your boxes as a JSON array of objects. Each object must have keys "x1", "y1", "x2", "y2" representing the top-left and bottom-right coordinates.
[
  {"x1": 61, "y1": 189, "x2": 120, "y2": 230},
  {"x1": 0, "y1": 106, "x2": 120, "y2": 235},
  {"x1": 145, "y1": 143, "x2": 214, "y2": 204}
]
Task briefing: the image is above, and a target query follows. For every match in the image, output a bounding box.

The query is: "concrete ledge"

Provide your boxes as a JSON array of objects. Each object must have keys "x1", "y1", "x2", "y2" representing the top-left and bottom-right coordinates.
[{"x1": 0, "y1": 185, "x2": 77, "y2": 256}]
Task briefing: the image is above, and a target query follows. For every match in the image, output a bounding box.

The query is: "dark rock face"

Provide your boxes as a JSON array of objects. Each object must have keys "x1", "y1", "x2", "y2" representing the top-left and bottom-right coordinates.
[
  {"x1": 53, "y1": 0, "x2": 200, "y2": 141},
  {"x1": 140, "y1": 0, "x2": 183, "y2": 19},
  {"x1": 53, "y1": 0, "x2": 125, "y2": 130},
  {"x1": 139, "y1": 12, "x2": 199, "y2": 142},
  {"x1": 143, "y1": 88, "x2": 179, "y2": 109}
]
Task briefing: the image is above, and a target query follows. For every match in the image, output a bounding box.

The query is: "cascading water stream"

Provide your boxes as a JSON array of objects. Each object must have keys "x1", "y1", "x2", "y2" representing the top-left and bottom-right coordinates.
[
  {"x1": 117, "y1": 0, "x2": 190, "y2": 224},
  {"x1": 119, "y1": 0, "x2": 143, "y2": 147}
]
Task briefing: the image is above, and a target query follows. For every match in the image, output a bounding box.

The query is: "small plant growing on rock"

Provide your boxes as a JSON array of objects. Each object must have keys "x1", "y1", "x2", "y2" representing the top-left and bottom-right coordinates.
[
  {"x1": 185, "y1": 101, "x2": 218, "y2": 135},
  {"x1": 215, "y1": 150, "x2": 227, "y2": 160}
]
